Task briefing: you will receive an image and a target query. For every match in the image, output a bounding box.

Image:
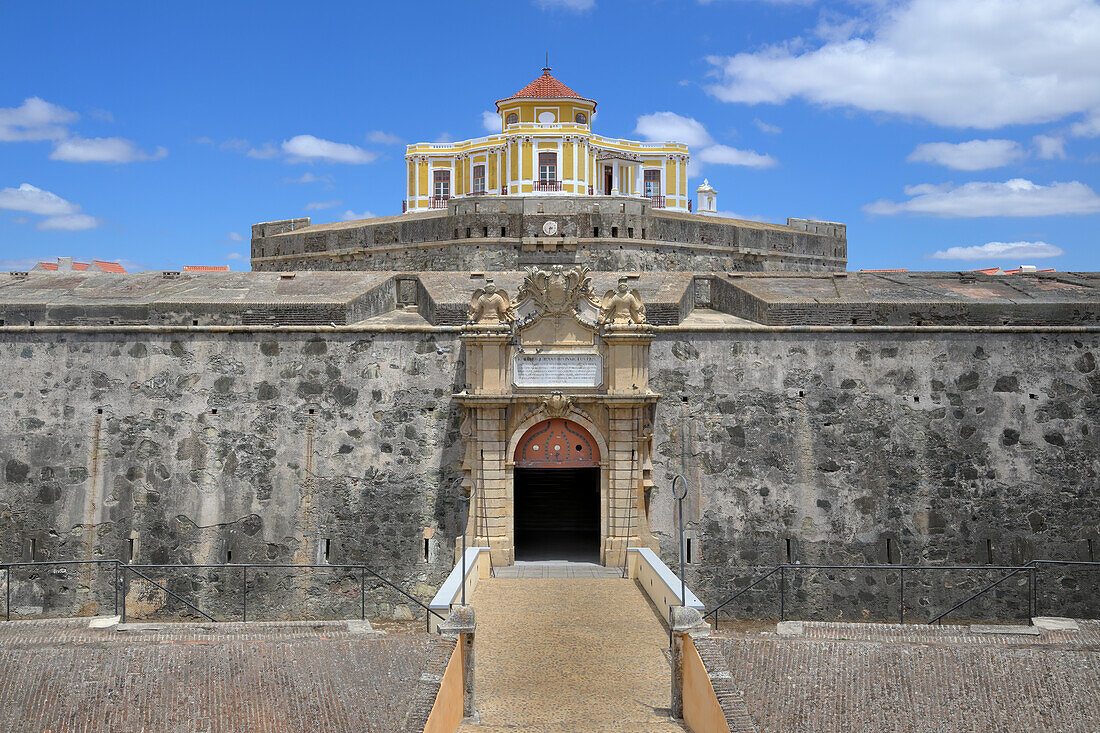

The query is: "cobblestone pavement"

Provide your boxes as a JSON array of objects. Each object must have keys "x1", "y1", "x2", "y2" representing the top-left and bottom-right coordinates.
[
  {"x1": 713, "y1": 619, "x2": 1100, "y2": 732},
  {"x1": 458, "y1": 578, "x2": 687, "y2": 733},
  {"x1": 0, "y1": 618, "x2": 442, "y2": 733}
]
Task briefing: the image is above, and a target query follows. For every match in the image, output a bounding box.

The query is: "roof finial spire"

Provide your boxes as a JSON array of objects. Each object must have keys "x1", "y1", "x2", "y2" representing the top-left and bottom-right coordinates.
[{"x1": 543, "y1": 52, "x2": 551, "y2": 74}]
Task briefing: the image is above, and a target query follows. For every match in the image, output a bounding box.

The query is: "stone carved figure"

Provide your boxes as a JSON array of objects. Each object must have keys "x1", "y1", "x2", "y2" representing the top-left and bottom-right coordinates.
[
  {"x1": 467, "y1": 276, "x2": 515, "y2": 324},
  {"x1": 515, "y1": 265, "x2": 598, "y2": 318},
  {"x1": 599, "y1": 276, "x2": 647, "y2": 324}
]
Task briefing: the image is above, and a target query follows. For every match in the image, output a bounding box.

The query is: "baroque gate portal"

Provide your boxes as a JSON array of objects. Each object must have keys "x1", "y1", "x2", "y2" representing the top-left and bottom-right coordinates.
[{"x1": 457, "y1": 266, "x2": 659, "y2": 566}]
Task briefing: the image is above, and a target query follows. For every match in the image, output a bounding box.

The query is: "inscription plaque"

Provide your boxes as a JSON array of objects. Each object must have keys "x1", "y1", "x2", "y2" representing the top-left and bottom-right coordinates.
[{"x1": 513, "y1": 353, "x2": 602, "y2": 388}]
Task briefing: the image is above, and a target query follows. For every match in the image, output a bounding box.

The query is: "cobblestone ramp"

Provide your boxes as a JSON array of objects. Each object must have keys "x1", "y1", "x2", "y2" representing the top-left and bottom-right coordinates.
[
  {"x1": 458, "y1": 578, "x2": 687, "y2": 733},
  {"x1": 0, "y1": 618, "x2": 444, "y2": 733},
  {"x1": 714, "y1": 620, "x2": 1100, "y2": 732}
]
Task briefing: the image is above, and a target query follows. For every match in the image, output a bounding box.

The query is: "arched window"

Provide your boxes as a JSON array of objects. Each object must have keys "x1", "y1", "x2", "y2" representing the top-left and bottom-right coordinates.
[
  {"x1": 506, "y1": 112, "x2": 518, "y2": 125},
  {"x1": 575, "y1": 112, "x2": 587, "y2": 125}
]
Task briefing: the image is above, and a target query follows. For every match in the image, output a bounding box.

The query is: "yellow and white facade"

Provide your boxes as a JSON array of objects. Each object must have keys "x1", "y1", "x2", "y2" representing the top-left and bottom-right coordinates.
[{"x1": 405, "y1": 68, "x2": 691, "y2": 213}]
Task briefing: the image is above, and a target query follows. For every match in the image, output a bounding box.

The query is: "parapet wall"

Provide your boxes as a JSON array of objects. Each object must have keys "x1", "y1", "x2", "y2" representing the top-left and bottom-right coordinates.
[{"x1": 249, "y1": 197, "x2": 847, "y2": 273}]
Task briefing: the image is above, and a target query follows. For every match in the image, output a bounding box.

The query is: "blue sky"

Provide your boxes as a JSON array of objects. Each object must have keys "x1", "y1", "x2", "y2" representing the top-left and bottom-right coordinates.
[{"x1": 1, "y1": 0, "x2": 1098, "y2": 272}]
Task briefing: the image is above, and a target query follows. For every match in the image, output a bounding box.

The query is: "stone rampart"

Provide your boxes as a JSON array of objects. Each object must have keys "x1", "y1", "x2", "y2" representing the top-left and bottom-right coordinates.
[
  {"x1": 249, "y1": 197, "x2": 847, "y2": 273},
  {"x1": 651, "y1": 331, "x2": 1100, "y2": 620},
  {"x1": 0, "y1": 324, "x2": 1096, "y2": 620}
]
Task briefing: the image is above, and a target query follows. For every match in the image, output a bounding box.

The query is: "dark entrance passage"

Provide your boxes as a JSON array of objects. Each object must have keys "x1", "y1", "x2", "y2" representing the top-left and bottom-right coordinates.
[{"x1": 514, "y1": 467, "x2": 600, "y2": 562}]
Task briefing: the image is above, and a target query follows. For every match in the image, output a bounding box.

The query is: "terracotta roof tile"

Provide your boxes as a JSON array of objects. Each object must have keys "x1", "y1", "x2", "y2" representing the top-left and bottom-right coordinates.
[
  {"x1": 93, "y1": 260, "x2": 128, "y2": 273},
  {"x1": 497, "y1": 70, "x2": 595, "y2": 108}
]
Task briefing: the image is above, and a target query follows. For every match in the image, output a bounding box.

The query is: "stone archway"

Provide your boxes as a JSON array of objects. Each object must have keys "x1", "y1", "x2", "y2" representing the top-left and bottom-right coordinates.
[{"x1": 512, "y1": 419, "x2": 602, "y2": 561}]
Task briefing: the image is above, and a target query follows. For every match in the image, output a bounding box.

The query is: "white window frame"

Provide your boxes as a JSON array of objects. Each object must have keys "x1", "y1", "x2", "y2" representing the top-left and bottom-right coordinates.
[
  {"x1": 433, "y1": 169, "x2": 451, "y2": 198},
  {"x1": 538, "y1": 152, "x2": 557, "y2": 184}
]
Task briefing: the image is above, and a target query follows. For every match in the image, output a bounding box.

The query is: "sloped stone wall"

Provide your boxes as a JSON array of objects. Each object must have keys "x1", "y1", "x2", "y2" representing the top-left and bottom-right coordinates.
[
  {"x1": 0, "y1": 331, "x2": 464, "y2": 620},
  {"x1": 1, "y1": 327, "x2": 1097, "y2": 621},
  {"x1": 649, "y1": 331, "x2": 1100, "y2": 621}
]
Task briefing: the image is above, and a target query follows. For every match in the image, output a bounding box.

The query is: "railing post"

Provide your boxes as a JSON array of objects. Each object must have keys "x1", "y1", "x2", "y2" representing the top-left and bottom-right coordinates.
[
  {"x1": 1033, "y1": 564, "x2": 1040, "y2": 618},
  {"x1": 242, "y1": 566, "x2": 247, "y2": 622},
  {"x1": 121, "y1": 566, "x2": 128, "y2": 624},
  {"x1": 779, "y1": 566, "x2": 786, "y2": 621},
  {"x1": 672, "y1": 475, "x2": 689, "y2": 609},
  {"x1": 455, "y1": 479, "x2": 470, "y2": 607},
  {"x1": 4, "y1": 566, "x2": 9, "y2": 622},
  {"x1": 360, "y1": 568, "x2": 366, "y2": 622},
  {"x1": 1028, "y1": 565, "x2": 1035, "y2": 623},
  {"x1": 899, "y1": 568, "x2": 905, "y2": 624}
]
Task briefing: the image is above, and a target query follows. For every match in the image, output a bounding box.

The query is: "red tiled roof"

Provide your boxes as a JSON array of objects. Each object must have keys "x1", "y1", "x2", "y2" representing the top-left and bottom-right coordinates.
[
  {"x1": 37, "y1": 261, "x2": 90, "y2": 271},
  {"x1": 972, "y1": 267, "x2": 1003, "y2": 275},
  {"x1": 36, "y1": 260, "x2": 127, "y2": 273},
  {"x1": 183, "y1": 265, "x2": 230, "y2": 272},
  {"x1": 496, "y1": 70, "x2": 596, "y2": 109}
]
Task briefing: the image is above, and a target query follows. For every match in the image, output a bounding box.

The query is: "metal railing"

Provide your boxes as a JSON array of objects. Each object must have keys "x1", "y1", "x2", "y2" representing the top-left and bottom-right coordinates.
[
  {"x1": 429, "y1": 196, "x2": 450, "y2": 209},
  {"x1": 647, "y1": 195, "x2": 666, "y2": 209},
  {"x1": 704, "y1": 560, "x2": 1100, "y2": 630},
  {"x1": 2, "y1": 558, "x2": 445, "y2": 631},
  {"x1": 533, "y1": 180, "x2": 562, "y2": 192}
]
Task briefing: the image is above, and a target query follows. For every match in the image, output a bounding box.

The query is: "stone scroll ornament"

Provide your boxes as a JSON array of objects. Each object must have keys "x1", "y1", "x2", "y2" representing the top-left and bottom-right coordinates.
[
  {"x1": 598, "y1": 275, "x2": 647, "y2": 325},
  {"x1": 515, "y1": 265, "x2": 599, "y2": 318},
  {"x1": 467, "y1": 276, "x2": 516, "y2": 324}
]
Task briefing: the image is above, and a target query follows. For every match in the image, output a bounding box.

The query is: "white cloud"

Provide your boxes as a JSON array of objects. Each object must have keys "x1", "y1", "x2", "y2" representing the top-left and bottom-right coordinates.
[
  {"x1": 281, "y1": 135, "x2": 376, "y2": 164},
  {"x1": 305, "y1": 200, "x2": 342, "y2": 210},
  {"x1": 224, "y1": 232, "x2": 245, "y2": 243},
  {"x1": 340, "y1": 210, "x2": 376, "y2": 221},
  {"x1": 864, "y1": 178, "x2": 1100, "y2": 218},
  {"x1": 0, "y1": 183, "x2": 80, "y2": 215},
  {"x1": 634, "y1": 112, "x2": 714, "y2": 147},
  {"x1": 0, "y1": 257, "x2": 45, "y2": 270},
  {"x1": 907, "y1": 139, "x2": 1024, "y2": 171},
  {"x1": 283, "y1": 172, "x2": 332, "y2": 184},
  {"x1": 929, "y1": 241, "x2": 1064, "y2": 261},
  {"x1": 716, "y1": 210, "x2": 772, "y2": 223},
  {"x1": 37, "y1": 214, "x2": 101, "y2": 231},
  {"x1": 1070, "y1": 109, "x2": 1100, "y2": 137},
  {"x1": 696, "y1": 144, "x2": 778, "y2": 169},
  {"x1": 434, "y1": 133, "x2": 453, "y2": 143},
  {"x1": 366, "y1": 130, "x2": 402, "y2": 145},
  {"x1": 705, "y1": 0, "x2": 1100, "y2": 129},
  {"x1": 753, "y1": 118, "x2": 782, "y2": 134},
  {"x1": 0, "y1": 183, "x2": 103, "y2": 231},
  {"x1": 49, "y1": 136, "x2": 167, "y2": 163},
  {"x1": 1033, "y1": 134, "x2": 1067, "y2": 160},
  {"x1": 481, "y1": 111, "x2": 500, "y2": 133},
  {"x1": 535, "y1": 0, "x2": 594, "y2": 10},
  {"x1": 0, "y1": 97, "x2": 78, "y2": 142},
  {"x1": 224, "y1": 252, "x2": 246, "y2": 260}
]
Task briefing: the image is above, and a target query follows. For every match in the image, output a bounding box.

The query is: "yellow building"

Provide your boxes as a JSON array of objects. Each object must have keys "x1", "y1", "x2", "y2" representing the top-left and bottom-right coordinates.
[{"x1": 405, "y1": 67, "x2": 691, "y2": 213}]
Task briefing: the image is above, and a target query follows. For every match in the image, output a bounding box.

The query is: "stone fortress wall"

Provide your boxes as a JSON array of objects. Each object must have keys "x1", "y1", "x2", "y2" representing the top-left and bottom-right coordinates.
[
  {"x1": 249, "y1": 196, "x2": 847, "y2": 274},
  {"x1": 1, "y1": 266, "x2": 1097, "y2": 621}
]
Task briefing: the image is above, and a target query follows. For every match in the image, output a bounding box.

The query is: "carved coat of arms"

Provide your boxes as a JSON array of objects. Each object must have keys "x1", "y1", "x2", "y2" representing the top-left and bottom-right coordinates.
[{"x1": 515, "y1": 265, "x2": 598, "y2": 319}]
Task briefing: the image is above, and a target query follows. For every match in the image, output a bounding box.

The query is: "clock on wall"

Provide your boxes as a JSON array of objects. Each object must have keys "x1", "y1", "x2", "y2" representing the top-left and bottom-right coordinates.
[{"x1": 542, "y1": 220, "x2": 559, "y2": 236}]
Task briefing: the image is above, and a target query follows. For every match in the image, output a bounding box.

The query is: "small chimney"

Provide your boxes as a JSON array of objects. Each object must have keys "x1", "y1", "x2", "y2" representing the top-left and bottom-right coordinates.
[{"x1": 57, "y1": 257, "x2": 74, "y2": 271}]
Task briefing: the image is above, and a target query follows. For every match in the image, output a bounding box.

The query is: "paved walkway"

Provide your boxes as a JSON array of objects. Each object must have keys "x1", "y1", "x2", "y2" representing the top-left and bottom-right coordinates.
[
  {"x1": 458, "y1": 577, "x2": 687, "y2": 733},
  {"x1": 493, "y1": 561, "x2": 624, "y2": 578}
]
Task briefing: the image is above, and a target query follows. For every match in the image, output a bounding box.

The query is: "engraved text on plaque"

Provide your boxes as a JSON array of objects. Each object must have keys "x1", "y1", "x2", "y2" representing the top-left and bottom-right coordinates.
[{"x1": 513, "y1": 353, "x2": 602, "y2": 388}]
